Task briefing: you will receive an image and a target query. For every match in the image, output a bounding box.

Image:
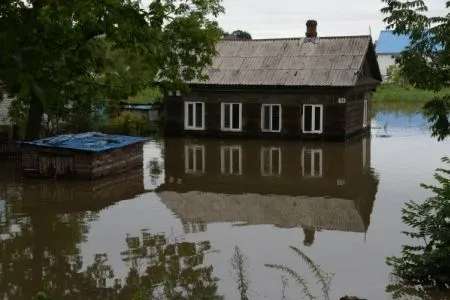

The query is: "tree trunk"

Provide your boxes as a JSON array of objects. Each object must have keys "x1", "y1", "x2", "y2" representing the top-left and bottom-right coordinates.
[{"x1": 25, "y1": 94, "x2": 44, "y2": 140}]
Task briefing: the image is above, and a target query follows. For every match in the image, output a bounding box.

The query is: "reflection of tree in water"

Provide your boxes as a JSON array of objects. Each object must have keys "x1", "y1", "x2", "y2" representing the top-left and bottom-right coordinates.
[
  {"x1": 0, "y1": 210, "x2": 94, "y2": 300},
  {"x1": 148, "y1": 157, "x2": 163, "y2": 186},
  {"x1": 0, "y1": 208, "x2": 222, "y2": 299},
  {"x1": 118, "y1": 231, "x2": 223, "y2": 299}
]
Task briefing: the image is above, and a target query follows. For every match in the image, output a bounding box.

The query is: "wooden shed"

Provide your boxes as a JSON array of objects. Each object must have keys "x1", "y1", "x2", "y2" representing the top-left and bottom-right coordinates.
[
  {"x1": 156, "y1": 136, "x2": 379, "y2": 239},
  {"x1": 21, "y1": 132, "x2": 148, "y2": 179},
  {"x1": 163, "y1": 20, "x2": 382, "y2": 141}
]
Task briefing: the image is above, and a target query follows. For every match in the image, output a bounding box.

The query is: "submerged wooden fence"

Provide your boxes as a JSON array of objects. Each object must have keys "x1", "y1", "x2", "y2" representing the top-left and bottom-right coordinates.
[{"x1": 0, "y1": 142, "x2": 22, "y2": 159}]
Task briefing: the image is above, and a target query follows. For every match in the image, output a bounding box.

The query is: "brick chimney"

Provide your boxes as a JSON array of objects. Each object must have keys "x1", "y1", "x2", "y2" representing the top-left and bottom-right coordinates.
[{"x1": 305, "y1": 20, "x2": 318, "y2": 38}]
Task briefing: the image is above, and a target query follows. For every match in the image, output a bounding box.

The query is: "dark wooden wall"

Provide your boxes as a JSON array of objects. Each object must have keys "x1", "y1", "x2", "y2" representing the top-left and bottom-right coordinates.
[
  {"x1": 163, "y1": 87, "x2": 366, "y2": 141},
  {"x1": 158, "y1": 137, "x2": 379, "y2": 229}
]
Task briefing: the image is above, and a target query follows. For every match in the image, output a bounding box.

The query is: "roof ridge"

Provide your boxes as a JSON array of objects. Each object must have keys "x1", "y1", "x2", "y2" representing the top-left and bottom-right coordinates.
[{"x1": 221, "y1": 35, "x2": 372, "y2": 42}]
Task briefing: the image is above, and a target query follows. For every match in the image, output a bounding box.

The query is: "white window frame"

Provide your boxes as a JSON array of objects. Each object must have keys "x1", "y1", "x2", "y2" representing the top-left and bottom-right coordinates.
[
  {"x1": 302, "y1": 104, "x2": 323, "y2": 134},
  {"x1": 363, "y1": 99, "x2": 368, "y2": 127},
  {"x1": 362, "y1": 137, "x2": 368, "y2": 169},
  {"x1": 220, "y1": 145, "x2": 242, "y2": 175},
  {"x1": 221, "y1": 103, "x2": 242, "y2": 132},
  {"x1": 184, "y1": 145, "x2": 205, "y2": 174},
  {"x1": 301, "y1": 147, "x2": 323, "y2": 178},
  {"x1": 184, "y1": 101, "x2": 205, "y2": 130},
  {"x1": 261, "y1": 147, "x2": 282, "y2": 176},
  {"x1": 261, "y1": 104, "x2": 282, "y2": 132}
]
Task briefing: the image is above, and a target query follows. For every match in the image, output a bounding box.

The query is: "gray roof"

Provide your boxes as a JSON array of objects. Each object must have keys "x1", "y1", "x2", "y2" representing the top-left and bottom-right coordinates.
[
  {"x1": 158, "y1": 191, "x2": 366, "y2": 232},
  {"x1": 190, "y1": 36, "x2": 378, "y2": 87}
]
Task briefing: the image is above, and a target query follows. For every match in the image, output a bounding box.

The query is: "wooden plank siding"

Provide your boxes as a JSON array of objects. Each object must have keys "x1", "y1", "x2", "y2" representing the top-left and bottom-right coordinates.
[
  {"x1": 21, "y1": 142, "x2": 145, "y2": 179},
  {"x1": 164, "y1": 87, "x2": 373, "y2": 141}
]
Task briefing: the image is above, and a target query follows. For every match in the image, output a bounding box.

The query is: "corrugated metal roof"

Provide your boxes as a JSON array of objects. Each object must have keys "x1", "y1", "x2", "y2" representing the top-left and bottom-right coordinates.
[
  {"x1": 375, "y1": 30, "x2": 443, "y2": 55},
  {"x1": 189, "y1": 36, "x2": 374, "y2": 87},
  {"x1": 22, "y1": 132, "x2": 148, "y2": 153},
  {"x1": 375, "y1": 30, "x2": 411, "y2": 54}
]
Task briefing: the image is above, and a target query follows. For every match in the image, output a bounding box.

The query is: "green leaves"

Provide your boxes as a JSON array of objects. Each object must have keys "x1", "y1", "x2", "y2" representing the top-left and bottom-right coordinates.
[
  {"x1": 386, "y1": 157, "x2": 450, "y2": 291},
  {"x1": 0, "y1": 0, "x2": 224, "y2": 138},
  {"x1": 381, "y1": 0, "x2": 450, "y2": 140}
]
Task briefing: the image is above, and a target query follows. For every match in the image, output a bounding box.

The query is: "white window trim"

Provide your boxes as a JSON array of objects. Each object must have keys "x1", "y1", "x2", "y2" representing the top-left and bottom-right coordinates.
[
  {"x1": 220, "y1": 145, "x2": 242, "y2": 175},
  {"x1": 261, "y1": 147, "x2": 282, "y2": 176},
  {"x1": 221, "y1": 103, "x2": 242, "y2": 132},
  {"x1": 261, "y1": 104, "x2": 282, "y2": 132},
  {"x1": 302, "y1": 104, "x2": 323, "y2": 134},
  {"x1": 184, "y1": 145, "x2": 205, "y2": 174},
  {"x1": 363, "y1": 99, "x2": 368, "y2": 127},
  {"x1": 184, "y1": 101, "x2": 205, "y2": 130},
  {"x1": 301, "y1": 147, "x2": 323, "y2": 178}
]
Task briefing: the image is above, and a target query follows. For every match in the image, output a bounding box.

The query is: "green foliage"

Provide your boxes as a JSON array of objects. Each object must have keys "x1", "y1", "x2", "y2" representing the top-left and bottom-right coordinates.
[
  {"x1": 99, "y1": 111, "x2": 155, "y2": 136},
  {"x1": 380, "y1": 0, "x2": 450, "y2": 140},
  {"x1": 230, "y1": 246, "x2": 250, "y2": 300},
  {"x1": 373, "y1": 84, "x2": 450, "y2": 103},
  {"x1": 223, "y1": 30, "x2": 252, "y2": 40},
  {"x1": 265, "y1": 246, "x2": 333, "y2": 300},
  {"x1": 386, "y1": 157, "x2": 450, "y2": 290},
  {"x1": 126, "y1": 87, "x2": 163, "y2": 104},
  {"x1": 386, "y1": 65, "x2": 409, "y2": 87},
  {"x1": 0, "y1": 0, "x2": 224, "y2": 139}
]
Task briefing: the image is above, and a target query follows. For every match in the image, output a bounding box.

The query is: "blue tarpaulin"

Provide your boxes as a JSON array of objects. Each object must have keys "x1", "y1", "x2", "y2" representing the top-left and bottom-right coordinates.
[{"x1": 22, "y1": 132, "x2": 148, "y2": 153}]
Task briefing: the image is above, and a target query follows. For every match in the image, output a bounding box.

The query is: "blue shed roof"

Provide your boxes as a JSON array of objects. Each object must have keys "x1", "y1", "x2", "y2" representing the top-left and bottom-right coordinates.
[
  {"x1": 23, "y1": 132, "x2": 148, "y2": 153},
  {"x1": 122, "y1": 104, "x2": 153, "y2": 110},
  {"x1": 376, "y1": 30, "x2": 411, "y2": 54}
]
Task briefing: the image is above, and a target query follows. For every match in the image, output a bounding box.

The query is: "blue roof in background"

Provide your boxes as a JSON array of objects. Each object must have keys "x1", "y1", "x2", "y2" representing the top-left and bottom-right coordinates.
[
  {"x1": 122, "y1": 104, "x2": 153, "y2": 110},
  {"x1": 22, "y1": 132, "x2": 149, "y2": 153},
  {"x1": 375, "y1": 30, "x2": 411, "y2": 54}
]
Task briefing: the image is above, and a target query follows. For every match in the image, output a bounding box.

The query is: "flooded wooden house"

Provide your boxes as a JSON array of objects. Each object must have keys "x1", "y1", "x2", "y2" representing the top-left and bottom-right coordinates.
[
  {"x1": 156, "y1": 137, "x2": 379, "y2": 243},
  {"x1": 163, "y1": 20, "x2": 382, "y2": 141},
  {"x1": 21, "y1": 132, "x2": 148, "y2": 179}
]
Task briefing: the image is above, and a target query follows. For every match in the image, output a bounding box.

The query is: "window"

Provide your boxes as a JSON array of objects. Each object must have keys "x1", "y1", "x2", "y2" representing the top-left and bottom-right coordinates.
[
  {"x1": 302, "y1": 104, "x2": 323, "y2": 134},
  {"x1": 185, "y1": 102, "x2": 205, "y2": 130},
  {"x1": 261, "y1": 147, "x2": 282, "y2": 176},
  {"x1": 261, "y1": 104, "x2": 282, "y2": 132},
  {"x1": 362, "y1": 137, "x2": 368, "y2": 169},
  {"x1": 185, "y1": 145, "x2": 205, "y2": 174},
  {"x1": 221, "y1": 146, "x2": 242, "y2": 175},
  {"x1": 221, "y1": 103, "x2": 242, "y2": 131},
  {"x1": 363, "y1": 99, "x2": 368, "y2": 127},
  {"x1": 301, "y1": 148, "x2": 322, "y2": 178}
]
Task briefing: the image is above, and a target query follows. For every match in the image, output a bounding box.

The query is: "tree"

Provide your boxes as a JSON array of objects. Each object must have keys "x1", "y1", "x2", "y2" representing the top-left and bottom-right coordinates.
[
  {"x1": 380, "y1": 0, "x2": 450, "y2": 141},
  {"x1": 0, "y1": 0, "x2": 223, "y2": 139},
  {"x1": 223, "y1": 30, "x2": 252, "y2": 40},
  {"x1": 386, "y1": 157, "x2": 450, "y2": 292}
]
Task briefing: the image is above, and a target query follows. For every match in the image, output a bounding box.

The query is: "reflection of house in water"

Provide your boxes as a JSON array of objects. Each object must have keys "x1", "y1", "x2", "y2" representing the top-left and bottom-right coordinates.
[
  {"x1": 0, "y1": 165, "x2": 145, "y2": 215},
  {"x1": 157, "y1": 137, "x2": 379, "y2": 242}
]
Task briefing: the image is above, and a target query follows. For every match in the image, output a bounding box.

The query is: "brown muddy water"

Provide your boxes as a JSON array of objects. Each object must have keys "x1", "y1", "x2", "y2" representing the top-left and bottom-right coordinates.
[{"x1": 0, "y1": 112, "x2": 449, "y2": 300}]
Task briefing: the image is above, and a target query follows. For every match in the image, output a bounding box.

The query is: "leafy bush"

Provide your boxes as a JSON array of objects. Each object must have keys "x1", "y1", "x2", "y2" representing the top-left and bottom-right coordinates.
[
  {"x1": 99, "y1": 111, "x2": 154, "y2": 136},
  {"x1": 386, "y1": 156, "x2": 450, "y2": 289}
]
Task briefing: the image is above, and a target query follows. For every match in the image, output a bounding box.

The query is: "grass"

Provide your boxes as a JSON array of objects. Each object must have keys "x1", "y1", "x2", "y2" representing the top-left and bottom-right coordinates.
[{"x1": 373, "y1": 84, "x2": 450, "y2": 115}]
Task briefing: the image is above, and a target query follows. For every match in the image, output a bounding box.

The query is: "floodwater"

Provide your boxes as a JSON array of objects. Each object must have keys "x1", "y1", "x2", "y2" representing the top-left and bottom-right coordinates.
[{"x1": 0, "y1": 111, "x2": 449, "y2": 300}]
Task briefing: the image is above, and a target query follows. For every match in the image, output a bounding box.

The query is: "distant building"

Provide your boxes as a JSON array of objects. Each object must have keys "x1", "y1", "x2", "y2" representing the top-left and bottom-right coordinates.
[
  {"x1": 375, "y1": 30, "x2": 411, "y2": 80},
  {"x1": 162, "y1": 20, "x2": 382, "y2": 141},
  {"x1": 0, "y1": 90, "x2": 15, "y2": 141},
  {"x1": 119, "y1": 101, "x2": 161, "y2": 121}
]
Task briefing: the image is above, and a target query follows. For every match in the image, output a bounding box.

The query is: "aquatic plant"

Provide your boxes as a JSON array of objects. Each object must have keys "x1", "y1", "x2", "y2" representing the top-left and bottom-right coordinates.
[
  {"x1": 265, "y1": 246, "x2": 333, "y2": 300},
  {"x1": 230, "y1": 246, "x2": 250, "y2": 300},
  {"x1": 386, "y1": 156, "x2": 450, "y2": 291}
]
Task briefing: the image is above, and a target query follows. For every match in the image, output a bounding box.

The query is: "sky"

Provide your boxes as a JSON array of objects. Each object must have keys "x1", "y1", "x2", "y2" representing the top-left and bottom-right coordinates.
[
  {"x1": 143, "y1": 0, "x2": 447, "y2": 41},
  {"x1": 216, "y1": 0, "x2": 446, "y2": 41}
]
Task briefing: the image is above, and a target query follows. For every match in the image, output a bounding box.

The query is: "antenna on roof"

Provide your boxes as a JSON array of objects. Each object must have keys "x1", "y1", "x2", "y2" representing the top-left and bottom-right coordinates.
[{"x1": 369, "y1": 26, "x2": 372, "y2": 37}]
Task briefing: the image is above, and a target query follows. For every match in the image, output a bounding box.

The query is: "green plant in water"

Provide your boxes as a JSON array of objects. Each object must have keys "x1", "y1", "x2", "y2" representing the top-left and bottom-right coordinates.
[
  {"x1": 230, "y1": 246, "x2": 250, "y2": 300},
  {"x1": 265, "y1": 246, "x2": 333, "y2": 300},
  {"x1": 386, "y1": 156, "x2": 450, "y2": 293}
]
